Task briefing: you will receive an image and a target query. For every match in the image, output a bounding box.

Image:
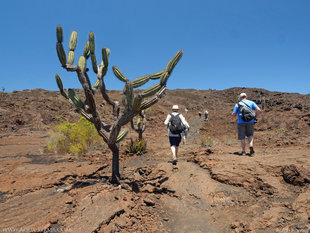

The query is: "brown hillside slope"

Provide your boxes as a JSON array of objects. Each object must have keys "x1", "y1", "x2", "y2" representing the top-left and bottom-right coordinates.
[{"x1": 0, "y1": 88, "x2": 309, "y2": 232}]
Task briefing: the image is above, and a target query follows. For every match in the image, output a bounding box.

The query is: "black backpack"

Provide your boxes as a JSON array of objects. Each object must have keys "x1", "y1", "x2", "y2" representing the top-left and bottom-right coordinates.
[
  {"x1": 169, "y1": 113, "x2": 184, "y2": 134},
  {"x1": 238, "y1": 101, "x2": 256, "y2": 122}
]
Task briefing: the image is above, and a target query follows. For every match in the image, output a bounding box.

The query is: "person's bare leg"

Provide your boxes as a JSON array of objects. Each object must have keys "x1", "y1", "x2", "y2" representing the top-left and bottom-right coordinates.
[
  {"x1": 248, "y1": 136, "x2": 254, "y2": 147},
  {"x1": 241, "y1": 139, "x2": 246, "y2": 154},
  {"x1": 248, "y1": 136, "x2": 254, "y2": 155},
  {"x1": 175, "y1": 147, "x2": 179, "y2": 160},
  {"x1": 171, "y1": 146, "x2": 176, "y2": 160}
]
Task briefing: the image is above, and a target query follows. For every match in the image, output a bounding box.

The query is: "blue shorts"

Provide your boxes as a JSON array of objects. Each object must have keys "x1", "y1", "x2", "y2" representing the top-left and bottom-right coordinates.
[{"x1": 169, "y1": 136, "x2": 181, "y2": 146}]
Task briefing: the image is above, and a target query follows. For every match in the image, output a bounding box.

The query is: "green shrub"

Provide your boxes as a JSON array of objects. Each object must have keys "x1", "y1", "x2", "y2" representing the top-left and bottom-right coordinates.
[
  {"x1": 275, "y1": 128, "x2": 288, "y2": 137},
  {"x1": 47, "y1": 117, "x2": 103, "y2": 154},
  {"x1": 200, "y1": 136, "x2": 213, "y2": 147},
  {"x1": 125, "y1": 138, "x2": 149, "y2": 155}
]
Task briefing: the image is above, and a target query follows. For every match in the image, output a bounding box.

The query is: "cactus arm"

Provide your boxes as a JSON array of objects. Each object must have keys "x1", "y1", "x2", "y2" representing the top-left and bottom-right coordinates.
[
  {"x1": 123, "y1": 81, "x2": 134, "y2": 111},
  {"x1": 112, "y1": 66, "x2": 128, "y2": 83},
  {"x1": 130, "y1": 119, "x2": 138, "y2": 131},
  {"x1": 89, "y1": 32, "x2": 95, "y2": 54},
  {"x1": 149, "y1": 70, "x2": 165, "y2": 80},
  {"x1": 102, "y1": 47, "x2": 109, "y2": 68},
  {"x1": 132, "y1": 95, "x2": 143, "y2": 111},
  {"x1": 78, "y1": 56, "x2": 86, "y2": 73},
  {"x1": 139, "y1": 111, "x2": 146, "y2": 132},
  {"x1": 92, "y1": 79, "x2": 100, "y2": 93},
  {"x1": 56, "y1": 25, "x2": 63, "y2": 43},
  {"x1": 132, "y1": 75, "x2": 150, "y2": 88},
  {"x1": 67, "y1": 51, "x2": 75, "y2": 65},
  {"x1": 69, "y1": 30, "x2": 78, "y2": 51},
  {"x1": 166, "y1": 50, "x2": 183, "y2": 75},
  {"x1": 142, "y1": 83, "x2": 162, "y2": 98},
  {"x1": 91, "y1": 54, "x2": 98, "y2": 74},
  {"x1": 68, "y1": 89, "x2": 85, "y2": 109},
  {"x1": 56, "y1": 42, "x2": 66, "y2": 67},
  {"x1": 55, "y1": 74, "x2": 68, "y2": 99},
  {"x1": 140, "y1": 85, "x2": 166, "y2": 110},
  {"x1": 116, "y1": 129, "x2": 128, "y2": 143},
  {"x1": 83, "y1": 41, "x2": 90, "y2": 59}
]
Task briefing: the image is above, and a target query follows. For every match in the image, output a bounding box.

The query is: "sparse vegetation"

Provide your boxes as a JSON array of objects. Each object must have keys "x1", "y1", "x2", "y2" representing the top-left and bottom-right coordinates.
[
  {"x1": 275, "y1": 128, "x2": 288, "y2": 137},
  {"x1": 55, "y1": 115, "x2": 64, "y2": 121},
  {"x1": 126, "y1": 138, "x2": 149, "y2": 156},
  {"x1": 47, "y1": 117, "x2": 103, "y2": 154},
  {"x1": 200, "y1": 135, "x2": 213, "y2": 147}
]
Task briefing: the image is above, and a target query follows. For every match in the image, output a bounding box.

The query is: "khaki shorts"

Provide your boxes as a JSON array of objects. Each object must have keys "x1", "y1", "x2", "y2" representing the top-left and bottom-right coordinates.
[{"x1": 238, "y1": 123, "x2": 254, "y2": 140}]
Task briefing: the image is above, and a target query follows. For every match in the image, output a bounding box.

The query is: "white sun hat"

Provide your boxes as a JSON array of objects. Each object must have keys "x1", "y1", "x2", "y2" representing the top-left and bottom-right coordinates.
[
  {"x1": 239, "y1": 93, "x2": 247, "y2": 98},
  {"x1": 172, "y1": 105, "x2": 179, "y2": 110}
]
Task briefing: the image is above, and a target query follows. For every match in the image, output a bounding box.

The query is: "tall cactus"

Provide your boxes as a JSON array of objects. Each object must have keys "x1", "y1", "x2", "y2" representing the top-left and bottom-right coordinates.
[{"x1": 54, "y1": 25, "x2": 183, "y2": 184}]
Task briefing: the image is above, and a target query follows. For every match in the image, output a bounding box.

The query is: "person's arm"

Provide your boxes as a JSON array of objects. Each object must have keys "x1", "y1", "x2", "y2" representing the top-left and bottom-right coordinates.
[
  {"x1": 255, "y1": 107, "x2": 261, "y2": 117},
  {"x1": 180, "y1": 114, "x2": 190, "y2": 129},
  {"x1": 252, "y1": 102, "x2": 261, "y2": 117},
  {"x1": 164, "y1": 114, "x2": 171, "y2": 126},
  {"x1": 232, "y1": 104, "x2": 238, "y2": 117}
]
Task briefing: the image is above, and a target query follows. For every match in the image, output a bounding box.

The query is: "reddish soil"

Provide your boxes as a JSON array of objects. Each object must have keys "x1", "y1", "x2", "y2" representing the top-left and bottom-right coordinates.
[{"x1": 0, "y1": 88, "x2": 309, "y2": 233}]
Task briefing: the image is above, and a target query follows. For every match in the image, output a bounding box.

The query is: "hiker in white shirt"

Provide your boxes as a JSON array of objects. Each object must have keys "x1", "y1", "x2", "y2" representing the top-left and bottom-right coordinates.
[
  {"x1": 164, "y1": 105, "x2": 190, "y2": 164},
  {"x1": 204, "y1": 110, "x2": 208, "y2": 121}
]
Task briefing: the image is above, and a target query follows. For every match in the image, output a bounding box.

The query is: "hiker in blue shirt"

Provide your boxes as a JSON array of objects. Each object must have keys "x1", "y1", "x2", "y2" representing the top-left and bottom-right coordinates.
[{"x1": 232, "y1": 93, "x2": 261, "y2": 156}]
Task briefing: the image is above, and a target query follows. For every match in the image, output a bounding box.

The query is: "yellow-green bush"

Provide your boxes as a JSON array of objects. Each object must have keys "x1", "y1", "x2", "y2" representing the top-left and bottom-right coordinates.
[
  {"x1": 125, "y1": 138, "x2": 149, "y2": 155},
  {"x1": 200, "y1": 136, "x2": 213, "y2": 147},
  {"x1": 47, "y1": 117, "x2": 103, "y2": 154}
]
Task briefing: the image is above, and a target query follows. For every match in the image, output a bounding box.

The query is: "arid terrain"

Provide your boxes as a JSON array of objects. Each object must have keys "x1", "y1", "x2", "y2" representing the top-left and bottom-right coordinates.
[{"x1": 0, "y1": 88, "x2": 309, "y2": 233}]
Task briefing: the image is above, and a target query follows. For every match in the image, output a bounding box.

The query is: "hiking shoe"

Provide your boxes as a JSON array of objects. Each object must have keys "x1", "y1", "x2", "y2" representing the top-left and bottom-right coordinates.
[
  {"x1": 172, "y1": 159, "x2": 178, "y2": 165},
  {"x1": 249, "y1": 147, "x2": 255, "y2": 156}
]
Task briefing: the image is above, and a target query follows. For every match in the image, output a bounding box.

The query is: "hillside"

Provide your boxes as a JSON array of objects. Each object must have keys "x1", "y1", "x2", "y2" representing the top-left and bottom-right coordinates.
[{"x1": 0, "y1": 88, "x2": 309, "y2": 233}]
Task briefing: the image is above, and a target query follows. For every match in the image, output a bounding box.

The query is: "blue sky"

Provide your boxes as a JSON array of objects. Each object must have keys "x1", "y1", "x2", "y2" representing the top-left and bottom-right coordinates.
[{"x1": 0, "y1": 0, "x2": 309, "y2": 94}]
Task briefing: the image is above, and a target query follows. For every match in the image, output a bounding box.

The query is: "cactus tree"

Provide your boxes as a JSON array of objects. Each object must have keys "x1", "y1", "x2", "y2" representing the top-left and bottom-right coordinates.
[
  {"x1": 55, "y1": 25, "x2": 183, "y2": 184},
  {"x1": 131, "y1": 111, "x2": 146, "y2": 141}
]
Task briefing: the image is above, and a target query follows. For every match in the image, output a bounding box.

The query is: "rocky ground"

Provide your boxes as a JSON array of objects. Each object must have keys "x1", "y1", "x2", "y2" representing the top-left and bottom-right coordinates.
[{"x1": 0, "y1": 88, "x2": 309, "y2": 233}]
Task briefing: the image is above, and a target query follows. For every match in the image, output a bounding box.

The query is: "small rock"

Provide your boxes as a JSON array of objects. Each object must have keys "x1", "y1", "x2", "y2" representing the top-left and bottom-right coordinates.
[
  {"x1": 65, "y1": 196, "x2": 73, "y2": 204},
  {"x1": 143, "y1": 198, "x2": 155, "y2": 206},
  {"x1": 121, "y1": 183, "x2": 130, "y2": 190},
  {"x1": 163, "y1": 217, "x2": 169, "y2": 221},
  {"x1": 141, "y1": 184, "x2": 154, "y2": 193},
  {"x1": 49, "y1": 215, "x2": 58, "y2": 224}
]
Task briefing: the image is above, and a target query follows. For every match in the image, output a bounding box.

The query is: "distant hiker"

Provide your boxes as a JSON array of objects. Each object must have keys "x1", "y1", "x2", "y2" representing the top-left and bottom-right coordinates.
[
  {"x1": 164, "y1": 105, "x2": 190, "y2": 164},
  {"x1": 185, "y1": 108, "x2": 189, "y2": 116},
  {"x1": 198, "y1": 111, "x2": 202, "y2": 118},
  {"x1": 232, "y1": 93, "x2": 261, "y2": 156},
  {"x1": 204, "y1": 110, "x2": 209, "y2": 121}
]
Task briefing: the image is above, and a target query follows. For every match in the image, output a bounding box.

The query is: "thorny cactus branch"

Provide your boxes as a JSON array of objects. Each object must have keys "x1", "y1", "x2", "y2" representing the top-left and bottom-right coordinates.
[{"x1": 140, "y1": 86, "x2": 167, "y2": 110}]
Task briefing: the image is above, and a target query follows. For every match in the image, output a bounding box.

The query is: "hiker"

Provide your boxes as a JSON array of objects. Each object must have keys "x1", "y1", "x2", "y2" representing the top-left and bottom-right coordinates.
[
  {"x1": 164, "y1": 105, "x2": 190, "y2": 164},
  {"x1": 185, "y1": 108, "x2": 188, "y2": 116},
  {"x1": 204, "y1": 110, "x2": 209, "y2": 121},
  {"x1": 232, "y1": 93, "x2": 261, "y2": 156},
  {"x1": 198, "y1": 111, "x2": 202, "y2": 118}
]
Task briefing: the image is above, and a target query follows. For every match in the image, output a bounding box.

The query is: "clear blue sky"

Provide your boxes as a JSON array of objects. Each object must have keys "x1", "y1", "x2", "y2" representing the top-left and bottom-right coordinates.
[{"x1": 1, "y1": 0, "x2": 309, "y2": 94}]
